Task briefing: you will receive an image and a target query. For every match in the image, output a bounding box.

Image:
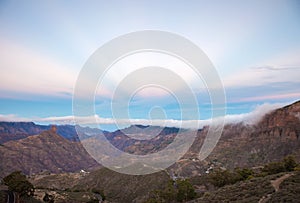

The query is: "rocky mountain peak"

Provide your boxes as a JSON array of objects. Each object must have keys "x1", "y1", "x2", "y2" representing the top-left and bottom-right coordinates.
[{"x1": 50, "y1": 125, "x2": 57, "y2": 133}]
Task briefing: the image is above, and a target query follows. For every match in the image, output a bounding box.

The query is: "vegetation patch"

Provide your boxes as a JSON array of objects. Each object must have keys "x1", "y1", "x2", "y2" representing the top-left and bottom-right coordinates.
[
  {"x1": 268, "y1": 171, "x2": 300, "y2": 202},
  {"x1": 145, "y1": 179, "x2": 196, "y2": 203}
]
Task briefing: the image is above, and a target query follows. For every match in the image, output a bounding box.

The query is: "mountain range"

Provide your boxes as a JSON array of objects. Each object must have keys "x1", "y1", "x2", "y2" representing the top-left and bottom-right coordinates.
[
  {"x1": 0, "y1": 100, "x2": 299, "y2": 202},
  {"x1": 1, "y1": 101, "x2": 300, "y2": 177}
]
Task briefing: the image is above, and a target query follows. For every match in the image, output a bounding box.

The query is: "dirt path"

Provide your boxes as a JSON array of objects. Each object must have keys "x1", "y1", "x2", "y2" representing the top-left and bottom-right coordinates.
[
  {"x1": 258, "y1": 173, "x2": 294, "y2": 203},
  {"x1": 270, "y1": 173, "x2": 293, "y2": 192}
]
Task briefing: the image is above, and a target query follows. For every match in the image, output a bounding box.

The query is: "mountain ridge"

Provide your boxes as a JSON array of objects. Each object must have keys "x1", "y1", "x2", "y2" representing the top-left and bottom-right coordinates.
[
  {"x1": 0, "y1": 100, "x2": 299, "y2": 178},
  {"x1": 0, "y1": 128, "x2": 100, "y2": 178}
]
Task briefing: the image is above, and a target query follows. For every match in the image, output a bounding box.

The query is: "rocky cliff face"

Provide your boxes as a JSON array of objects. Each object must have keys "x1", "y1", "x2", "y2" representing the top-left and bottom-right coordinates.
[
  {"x1": 256, "y1": 101, "x2": 300, "y2": 141},
  {"x1": 169, "y1": 101, "x2": 300, "y2": 177}
]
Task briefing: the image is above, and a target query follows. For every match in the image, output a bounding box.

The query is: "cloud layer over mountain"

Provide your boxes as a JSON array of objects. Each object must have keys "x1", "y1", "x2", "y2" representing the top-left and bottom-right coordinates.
[{"x1": 0, "y1": 102, "x2": 288, "y2": 130}]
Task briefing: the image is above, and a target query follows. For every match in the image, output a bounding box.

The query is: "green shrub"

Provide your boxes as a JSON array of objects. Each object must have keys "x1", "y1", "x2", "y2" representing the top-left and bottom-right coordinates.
[
  {"x1": 294, "y1": 166, "x2": 300, "y2": 171},
  {"x1": 176, "y1": 179, "x2": 196, "y2": 202},
  {"x1": 208, "y1": 169, "x2": 241, "y2": 187},
  {"x1": 262, "y1": 162, "x2": 286, "y2": 175},
  {"x1": 146, "y1": 179, "x2": 196, "y2": 202},
  {"x1": 283, "y1": 155, "x2": 298, "y2": 171},
  {"x1": 235, "y1": 168, "x2": 254, "y2": 180},
  {"x1": 2, "y1": 171, "x2": 34, "y2": 197},
  {"x1": 262, "y1": 155, "x2": 298, "y2": 175}
]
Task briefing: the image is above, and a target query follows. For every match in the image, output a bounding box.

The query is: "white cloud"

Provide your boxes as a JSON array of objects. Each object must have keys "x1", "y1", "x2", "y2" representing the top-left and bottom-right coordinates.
[
  {"x1": 224, "y1": 65, "x2": 300, "y2": 88},
  {"x1": 224, "y1": 102, "x2": 287, "y2": 125},
  {"x1": 0, "y1": 102, "x2": 287, "y2": 129},
  {"x1": 0, "y1": 114, "x2": 31, "y2": 122},
  {"x1": 224, "y1": 49, "x2": 300, "y2": 88}
]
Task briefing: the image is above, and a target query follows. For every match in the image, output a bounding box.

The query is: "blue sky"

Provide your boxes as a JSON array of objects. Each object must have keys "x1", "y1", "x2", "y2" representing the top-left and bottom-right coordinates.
[{"x1": 0, "y1": 0, "x2": 300, "y2": 131}]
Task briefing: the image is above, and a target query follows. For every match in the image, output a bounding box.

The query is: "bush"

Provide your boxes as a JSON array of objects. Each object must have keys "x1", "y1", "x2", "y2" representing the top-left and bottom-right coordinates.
[
  {"x1": 208, "y1": 169, "x2": 241, "y2": 187},
  {"x1": 176, "y1": 179, "x2": 196, "y2": 202},
  {"x1": 294, "y1": 167, "x2": 300, "y2": 171},
  {"x1": 262, "y1": 162, "x2": 286, "y2": 175},
  {"x1": 235, "y1": 168, "x2": 254, "y2": 180},
  {"x1": 2, "y1": 171, "x2": 34, "y2": 197},
  {"x1": 262, "y1": 155, "x2": 298, "y2": 175},
  {"x1": 283, "y1": 155, "x2": 298, "y2": 171},
  {"x1": 146, "y1": 179, "x2": 196, "y2": 202},
  {"x1": 207, "y1": 168, "x2": 255, "y2": 188}
]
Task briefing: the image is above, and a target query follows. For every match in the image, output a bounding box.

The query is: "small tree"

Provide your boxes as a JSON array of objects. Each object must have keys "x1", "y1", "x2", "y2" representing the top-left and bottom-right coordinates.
[
  {"x1": 208, "y1": 169, "x2": 240, "y2": 187},
  {"x1": 3, "y1": 171, "x2": 34, "y2": 197},
  {"x1": 283, "y1": 155, "x2": 298, "y2": 171},
  {"x1": 146, "y1": 179, "x2": 196, "y2": 203},
  {"x1": 176, "y1": 179, "x2": 196, "y2": 202},
  {"x1": 262, "y1": 162, "x2": 286, "y2": 175},
  {"x1": 262, "y1": 156, "x2": 298, "y2": 175},
  {"x1": 235, "y1": 168, "x2": 254, "y2": 180}
]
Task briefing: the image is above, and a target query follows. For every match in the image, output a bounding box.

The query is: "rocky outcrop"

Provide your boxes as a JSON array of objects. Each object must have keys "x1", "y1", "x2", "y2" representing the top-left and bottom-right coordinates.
[{"x1": 205, "y1": 101, "x2": 299, "y2": 168}]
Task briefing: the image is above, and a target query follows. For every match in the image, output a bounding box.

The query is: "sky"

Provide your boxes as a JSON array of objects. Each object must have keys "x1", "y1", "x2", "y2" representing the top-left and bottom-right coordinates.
[{"x1": 0, "y1": 0, "x2": 300, "y2": 131}]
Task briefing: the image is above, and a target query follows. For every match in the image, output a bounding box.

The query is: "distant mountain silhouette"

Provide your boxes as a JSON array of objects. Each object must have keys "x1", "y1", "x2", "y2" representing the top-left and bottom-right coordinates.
[{"x1": 0, "y1": 122, "x2": 109, "y2": 143}]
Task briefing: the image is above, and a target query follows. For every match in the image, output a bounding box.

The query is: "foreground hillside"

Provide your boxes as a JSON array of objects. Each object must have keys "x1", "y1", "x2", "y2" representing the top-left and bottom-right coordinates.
[
  {"x1": 188, "y1": 171, "x2": 300, "y2": 203},
  {"x1": 24, "y1": 158, "x2": 300, "y2": 203},
  {"x1": 29, "y1": 167, "x2": 170, "y2": 203}
]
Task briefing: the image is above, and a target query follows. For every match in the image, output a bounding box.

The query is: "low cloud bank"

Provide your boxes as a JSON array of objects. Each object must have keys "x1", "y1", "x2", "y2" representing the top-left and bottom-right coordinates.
[{"x1": 0, "y1": 102, "x2": 287, "y2": 129}]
